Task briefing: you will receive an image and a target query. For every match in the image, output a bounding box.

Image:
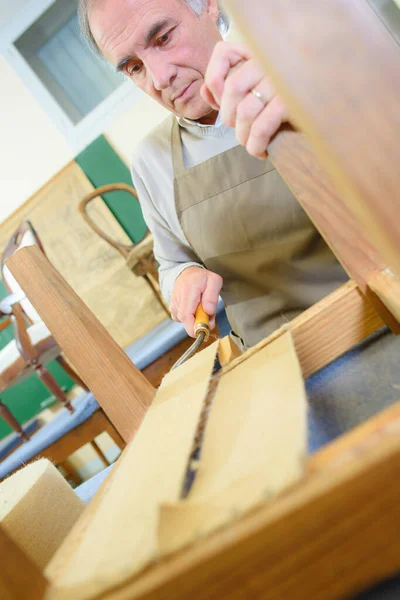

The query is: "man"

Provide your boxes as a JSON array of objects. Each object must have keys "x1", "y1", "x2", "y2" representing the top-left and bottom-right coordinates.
[{"x1": 78, "y1": 0, "x2": 347, "y2": 349}]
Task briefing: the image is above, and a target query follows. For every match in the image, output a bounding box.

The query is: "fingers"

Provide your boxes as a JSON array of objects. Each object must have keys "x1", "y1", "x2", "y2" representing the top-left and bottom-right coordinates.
[
  {"x1": 219, "y1": 59, "x2": 265, "y2": 128},
  {"x1": 201, "y1": 272, "x2": 223, "y2": 316},
  {"x1": 246, "y1": 96, "x2": 289, "y2": 159},
  {"x1": 177, "y1": 283, "x2": 203, "y2": 337},
  {"x1": 170, "y1": 268, "x2": 222, "y2": 338},
  {"x1": 202, "y1": 41, "x2": 252, "y2": 109}
]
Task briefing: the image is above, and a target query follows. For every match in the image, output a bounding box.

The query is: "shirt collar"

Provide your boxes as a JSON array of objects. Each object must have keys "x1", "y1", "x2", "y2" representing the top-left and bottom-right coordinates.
[{"x1": 176, "y1": 111, "x2": 223, "y2": 129}]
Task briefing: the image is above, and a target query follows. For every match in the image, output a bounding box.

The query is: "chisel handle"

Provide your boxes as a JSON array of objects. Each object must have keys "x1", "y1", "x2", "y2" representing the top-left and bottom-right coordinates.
[{"x1": 194, "y1": 303, "x2": 211, "y2": 341}]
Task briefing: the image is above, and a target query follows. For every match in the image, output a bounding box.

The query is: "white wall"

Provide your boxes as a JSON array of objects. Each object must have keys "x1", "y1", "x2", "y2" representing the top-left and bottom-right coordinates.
[
  {"x1": 0, "y1": 0, "x2": 30, "y2": 31},
  {"x1": 106, "y1": 95, "x2": 169, "y2": 165},
  {"x1": 0, "y1": 56, "x2": 74, "y2": 223},
  {"x1": 0, "y1": 22, "x2": 244, "y2": 222}
]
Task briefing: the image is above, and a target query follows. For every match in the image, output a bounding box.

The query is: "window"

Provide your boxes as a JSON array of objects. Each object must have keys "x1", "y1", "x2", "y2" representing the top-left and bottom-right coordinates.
[
  {"x1": 2, "y1": 0, "x2": 142, "y2": 152},
  {"x1": 369, "y1": 0, "x2": 400, "y2": 41}
]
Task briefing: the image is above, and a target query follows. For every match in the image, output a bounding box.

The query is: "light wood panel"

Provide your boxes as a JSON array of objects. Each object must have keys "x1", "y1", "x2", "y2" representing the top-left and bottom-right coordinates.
[
  {"x1": 45, "y1": 342, "x2": 220, "y2": 600},
  {"x1": 7, "y1": 246, "x2": 154, "y2": 443},
  {"x1": 0, "y1": 162, "x2": 166, "y2": 348},
  {"x1": 226, "y1": 0, "x2": 400, "y2": 276},
  {"x1": 42, "y1": 407, "x2": 400, "y2": 600},
  {"x1": 0, "y1": 525, "x2": 47, "y2": 600},
  {"x1": 159, "y1": 332, "x2": 306, "y2": 555}
]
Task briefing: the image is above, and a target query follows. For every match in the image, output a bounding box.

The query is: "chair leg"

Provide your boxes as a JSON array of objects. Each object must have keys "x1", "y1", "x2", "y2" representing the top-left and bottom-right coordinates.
[
  {"x1": 0, "y1": 400, "x2": 29, "y2": 441},
  {"x1": 56, "y1": 355, "x2": 89, "y2": 391},
  {"x1": 91, "y1": 440, "x2": 110, "y2": 467},
  {"x1": 59, "y1": 460, "x2": 82, "y2": 487},
  {"x1": 35, "y1": 366, "x2": 74, "y2": 414}
]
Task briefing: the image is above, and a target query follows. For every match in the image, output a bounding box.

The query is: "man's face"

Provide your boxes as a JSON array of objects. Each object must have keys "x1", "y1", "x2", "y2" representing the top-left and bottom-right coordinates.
[{"x1": 89, "y1": 0, "x2": 222, "y2": 122}]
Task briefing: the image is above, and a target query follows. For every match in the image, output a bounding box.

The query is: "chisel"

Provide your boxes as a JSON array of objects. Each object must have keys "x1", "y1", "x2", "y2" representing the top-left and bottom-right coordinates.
[{"x1": 171, "y1": 303, "x2": 211, "y2": 370}]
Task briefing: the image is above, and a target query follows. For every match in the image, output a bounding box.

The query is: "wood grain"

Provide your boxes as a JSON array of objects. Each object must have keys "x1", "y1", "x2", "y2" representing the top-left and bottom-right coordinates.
[
  {"x1": 0, "y1": 525, "x2": 47, "y2": 600},
  {"x1": 226, "y1": 0, "x2": 400, "y2": 276},
  {"x1": 267, "y1": 128, "x2": 398, "y2": 330},
  {"x1": 159, "y1": 332, "x2": 307, "y2": 556},
  {"x1": 6, "y1": 246, "x2": 155, "y2": 443},
  {"x1": 368, "y1": 269, "x2": 400, "y2": 324},
  {"x1": 0, "y1": 162, "x2": 166, "y2": 349},
  {"x1": 45, "y1": 343, "x2": 220, "y2": 600},
  {"x1": 224, "y1": 280, "x2": 385, "y2": 379},
  {"x1": 49, "y1": 413, "x2": 400, "y2": 600}
]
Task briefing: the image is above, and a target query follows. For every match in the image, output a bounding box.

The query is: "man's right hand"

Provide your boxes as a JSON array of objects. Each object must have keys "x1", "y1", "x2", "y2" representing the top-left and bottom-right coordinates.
[{"x1": 170, "y1": 266, "x2": 223, "y2": 338}]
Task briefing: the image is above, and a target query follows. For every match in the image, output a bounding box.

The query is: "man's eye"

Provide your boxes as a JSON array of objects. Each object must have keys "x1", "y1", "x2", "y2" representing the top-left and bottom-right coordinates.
[
  {"x1": 156, "y1": 31, "x2": 171, "y2": 46},
  {"x1": 127, "y1": 63, "x2": 142, "y2": 76}
]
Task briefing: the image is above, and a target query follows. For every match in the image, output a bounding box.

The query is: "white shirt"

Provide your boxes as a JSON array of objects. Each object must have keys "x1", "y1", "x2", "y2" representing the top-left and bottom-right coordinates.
[{"x1": 131, "y1": 115, "x2": 239, "y2": 304}]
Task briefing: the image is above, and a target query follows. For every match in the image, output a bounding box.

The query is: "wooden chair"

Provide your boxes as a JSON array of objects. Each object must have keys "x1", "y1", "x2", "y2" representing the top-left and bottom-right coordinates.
[
  {"x1": 79, "y1": 183, "x2": 169, "y2": 315},
  {"x1": 0, "y1": 221, "x2": 125, "y2": 485},
  {"x1": 0, "y1": 220, "x2": 89, "y2": 439}
]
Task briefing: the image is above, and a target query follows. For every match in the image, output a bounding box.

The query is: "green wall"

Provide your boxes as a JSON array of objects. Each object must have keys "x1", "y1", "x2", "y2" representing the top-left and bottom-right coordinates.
[{"x1": 76, "y1": 135, "x2": 147, "y2": 243}]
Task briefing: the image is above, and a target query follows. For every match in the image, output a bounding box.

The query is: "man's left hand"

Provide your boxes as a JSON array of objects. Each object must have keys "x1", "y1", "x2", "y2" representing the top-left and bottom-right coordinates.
[{"x1": 201, "y1": 41, "x2": 289, "y2": 159}]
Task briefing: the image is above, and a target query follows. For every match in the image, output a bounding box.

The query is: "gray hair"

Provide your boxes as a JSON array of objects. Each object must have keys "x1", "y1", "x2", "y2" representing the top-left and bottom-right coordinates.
[{"x1": 78, "y1": 0, "x2": 230, "y2": 55}]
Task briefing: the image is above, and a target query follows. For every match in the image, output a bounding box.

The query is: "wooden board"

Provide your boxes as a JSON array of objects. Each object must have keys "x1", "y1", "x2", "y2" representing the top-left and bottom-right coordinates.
[
  {"x1": 226, "y1": 0, "x2": 400, "y2": 277},
  {"x1": 267, "y1": 128, "x2": 398, "y2": 330},
  {"x1": 158, "y1": 332, "x2": 307, "y2": 555},
  {"x1": 224, "y1": 280, "x2": 385, "y2": 379},
  {"x1": 0, "y1": 162, "x2": 165, "y2": 348},
  {"x1": 7, "y1": 246, "x2": 154, "y2": 443},
  {"x1": 61, "y1": 416, "x2": 400, "y2": 600},
  {"x1": 45, "y1": 342, "x2": 220, "y2": 600},
  {"x1": 368, "y1": 269, "x2": 400, "y2": 324},
  {"x1": 0, "y1": 525, "x2": 47, "y2": 600}
]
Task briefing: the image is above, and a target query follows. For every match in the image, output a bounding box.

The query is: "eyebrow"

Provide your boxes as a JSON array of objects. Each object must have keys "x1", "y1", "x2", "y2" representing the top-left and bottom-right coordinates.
[{"x1": 116, "y1": 19, "x2": 172, "y2": 73}]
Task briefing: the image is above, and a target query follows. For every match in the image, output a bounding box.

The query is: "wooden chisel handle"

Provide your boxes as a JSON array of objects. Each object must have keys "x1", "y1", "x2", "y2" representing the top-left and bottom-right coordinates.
[{"x1": 194, "y1": 303, "x2": 210, "y2": 341}]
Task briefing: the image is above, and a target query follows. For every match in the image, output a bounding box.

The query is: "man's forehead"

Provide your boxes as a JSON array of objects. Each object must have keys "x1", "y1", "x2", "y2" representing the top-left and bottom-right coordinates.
[{"x1": 90, "y1": 0, "x2": 185, "y2": 59}]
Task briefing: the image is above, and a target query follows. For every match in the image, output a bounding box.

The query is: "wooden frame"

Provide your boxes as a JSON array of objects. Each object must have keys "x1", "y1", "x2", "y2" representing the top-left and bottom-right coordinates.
[{"x1": 1, "y1": 1, "x2": 400, "y2": 599}]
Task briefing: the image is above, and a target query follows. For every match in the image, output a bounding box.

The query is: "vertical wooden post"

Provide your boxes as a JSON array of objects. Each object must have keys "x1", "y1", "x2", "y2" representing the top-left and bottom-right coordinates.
[
  {"x1": 7, "y1": 247, "x2": 155, "y2": 443},
  {"x1": 0, "y1": 526, "x2": 47, "y2": 600},
  {"x1": 226, "y1": 0, "x2": 400, "y2": 275}
]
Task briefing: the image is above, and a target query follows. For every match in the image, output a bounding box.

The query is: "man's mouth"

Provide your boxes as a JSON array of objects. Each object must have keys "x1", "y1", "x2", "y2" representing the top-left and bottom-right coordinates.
[{"x1": 172, "y1": 82, "x2": 194, "y2": 103}]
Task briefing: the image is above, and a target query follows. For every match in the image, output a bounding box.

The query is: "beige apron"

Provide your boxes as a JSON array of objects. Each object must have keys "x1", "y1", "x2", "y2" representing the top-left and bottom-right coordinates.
[{"x1": 172, "y1": 118, "x2": 347, "y2": 348}]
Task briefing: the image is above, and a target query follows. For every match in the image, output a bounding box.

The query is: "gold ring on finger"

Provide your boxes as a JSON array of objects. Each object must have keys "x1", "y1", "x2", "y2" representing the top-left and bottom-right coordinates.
[{"x1": 251, "y1": 89, "x2": 267, "y2": 106}]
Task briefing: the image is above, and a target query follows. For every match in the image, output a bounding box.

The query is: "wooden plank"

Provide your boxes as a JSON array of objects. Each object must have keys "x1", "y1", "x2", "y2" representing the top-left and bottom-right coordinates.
[
  {"x1": 217, "y1": 335, "x2": 241, "y2": 366},
  {"x1": 226, "y1": 0, "x2": 400, "y2": 276},
  {"x1": 368, "y1": 269, "x2": 400, "y2": 324},
  {"x1": 7, "y1": 246, "x2": 155, "y2": 443},
  {"x1": 0, "y1": 525, "x2": 47, "y2": 600},
  {"x1": 142, "y1": 333, "x2": 219, "y2": 388},
  {"x1": 70, "y1": 421, "x2": 400, "y2": 600},
  {"x1": 45, "y1": 342, "x2": 220, "y2": 600},
  {"x1": 19, "y1": 410, "x2": 122, "y2": 468},
  {"x1": 158, "y1": 332, "x2": 307, "y2": 556},
  {"x1": 224, "y1": 280, "x2": 385, "y2": 379},
  {"x1": 267, "y1": 128, "x2": 398, "y2": 330}
]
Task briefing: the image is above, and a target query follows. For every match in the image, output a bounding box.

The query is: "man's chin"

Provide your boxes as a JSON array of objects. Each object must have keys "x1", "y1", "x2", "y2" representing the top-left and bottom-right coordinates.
[{"x1": 174, "y1": 105, "x2": 217, "y2": 124}]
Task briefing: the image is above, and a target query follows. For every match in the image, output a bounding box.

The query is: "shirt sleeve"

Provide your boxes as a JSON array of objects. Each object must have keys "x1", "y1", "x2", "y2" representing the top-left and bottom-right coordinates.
[{"x1": 131, "y1": 165, "x2": 204, "y2": 306}]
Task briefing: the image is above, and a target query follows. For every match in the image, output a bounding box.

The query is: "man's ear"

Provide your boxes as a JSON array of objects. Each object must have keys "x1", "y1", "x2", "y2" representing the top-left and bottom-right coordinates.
[{"x1": 207, "y1": 0, "x2": 219, "y2": 23}]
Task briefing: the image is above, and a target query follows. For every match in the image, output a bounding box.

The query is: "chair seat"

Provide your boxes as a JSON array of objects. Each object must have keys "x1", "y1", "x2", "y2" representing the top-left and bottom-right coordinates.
[
  {"x1": 0, "y1": 321, "x2": 60, "y2": 388},
  {"x1": 0, "y1": 391, "x2": 99, "y2": 479}
]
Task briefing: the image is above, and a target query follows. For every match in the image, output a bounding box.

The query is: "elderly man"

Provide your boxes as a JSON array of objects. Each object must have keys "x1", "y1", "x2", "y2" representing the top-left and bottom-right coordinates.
[{"x1": 78, "y1": 0, "x2": 347, "y2": 349}]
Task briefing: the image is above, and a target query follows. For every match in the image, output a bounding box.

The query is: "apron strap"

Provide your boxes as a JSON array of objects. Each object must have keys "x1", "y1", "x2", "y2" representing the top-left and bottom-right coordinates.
[{"x1": 171, "y1": 117, "x2": 186, "y2": 178}]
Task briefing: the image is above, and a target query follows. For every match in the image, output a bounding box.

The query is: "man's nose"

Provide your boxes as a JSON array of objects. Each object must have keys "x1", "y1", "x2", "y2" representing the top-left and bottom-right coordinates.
[{"x1": 147, "y1": 59, "x2": 177, "y2": 91}]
